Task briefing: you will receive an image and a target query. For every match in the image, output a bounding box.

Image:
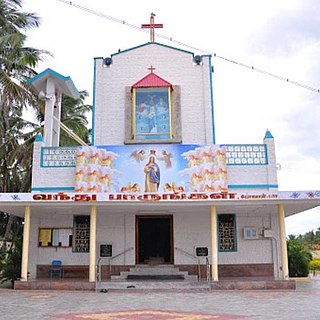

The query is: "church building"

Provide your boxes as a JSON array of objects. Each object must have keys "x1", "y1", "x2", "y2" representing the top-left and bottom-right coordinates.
[{"x1": 2, "y1": 15, "x2": 320, "y2": 290}]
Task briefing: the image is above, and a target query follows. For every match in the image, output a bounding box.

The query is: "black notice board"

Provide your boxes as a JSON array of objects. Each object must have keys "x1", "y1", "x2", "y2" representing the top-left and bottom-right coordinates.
[
  {"x1": 100, "y1": 244, "x2": 112, "y2": 257},
  {"x1": 195, "y1": 247, "x2": 208, "y2": 257}
]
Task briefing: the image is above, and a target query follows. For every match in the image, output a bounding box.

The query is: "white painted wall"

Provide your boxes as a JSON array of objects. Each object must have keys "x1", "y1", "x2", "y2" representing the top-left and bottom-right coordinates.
[
  {"x1": 93, "y1": 43, "x2": 213, "y2": 146},
  {"x1": 27, "y1": 206, "x2": 281, "y2": 279},
  {"x1": 27, "y1": 42, "x2": 281, "y2": 280}
]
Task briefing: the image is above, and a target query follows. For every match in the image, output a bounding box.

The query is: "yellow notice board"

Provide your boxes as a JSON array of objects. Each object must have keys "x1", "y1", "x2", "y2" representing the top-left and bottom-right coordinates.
[
  {"x1": 38, "y1": 228, "x2": 72, "y2": 247},
  {"x1": 39, "y1": 228, "x2": 52, "y2": 247}
]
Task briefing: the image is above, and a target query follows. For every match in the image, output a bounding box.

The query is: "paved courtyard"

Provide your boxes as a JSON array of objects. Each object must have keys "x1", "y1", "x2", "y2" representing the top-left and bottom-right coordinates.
[{"x1": 0, "y1": 277, "x2": 319, "y2": 320}]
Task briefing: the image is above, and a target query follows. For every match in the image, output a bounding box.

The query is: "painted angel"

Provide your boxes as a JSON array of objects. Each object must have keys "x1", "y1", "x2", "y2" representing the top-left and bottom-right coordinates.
[
  {"x1": 158, "y1": 150, "x2": 172, "y2": 168},
  {"x1": 130, "y1": 150, "x2": 146, "y2": 162}
]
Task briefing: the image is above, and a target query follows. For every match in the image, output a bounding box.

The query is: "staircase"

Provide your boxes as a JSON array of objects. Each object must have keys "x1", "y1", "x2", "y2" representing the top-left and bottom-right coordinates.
[{"x1": 96, "y1": 265, "x2": 210, "y2": 291}]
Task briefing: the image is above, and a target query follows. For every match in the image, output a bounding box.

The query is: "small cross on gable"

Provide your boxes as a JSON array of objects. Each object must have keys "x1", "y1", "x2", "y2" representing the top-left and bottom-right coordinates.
[{"x1": 148, "y1": 65, "x2": 156, "y2": 73}]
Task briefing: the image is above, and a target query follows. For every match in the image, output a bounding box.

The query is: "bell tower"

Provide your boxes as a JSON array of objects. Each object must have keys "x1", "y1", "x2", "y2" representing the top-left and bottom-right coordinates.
[{"x1": 28, "y1": 68, "x2": 80, "y2": 146}]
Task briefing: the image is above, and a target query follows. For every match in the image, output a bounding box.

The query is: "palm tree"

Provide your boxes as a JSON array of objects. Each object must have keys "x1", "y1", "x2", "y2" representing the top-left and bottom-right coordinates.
[
  {"x1": 0, "y1": 0, "x2": 49, "y2": 177},
  {"x1": 54, "y1": 90, "x2": 92, "y2": 146},
  {"x1": 1, "y1": 0, "x2": 92, "y2": 244},
  {"x1": 0, "y1": 0, "x2": 49, "y2": 243},
  {"x1": 0, "y1": 0, "x2": 49, "y2": 124}
]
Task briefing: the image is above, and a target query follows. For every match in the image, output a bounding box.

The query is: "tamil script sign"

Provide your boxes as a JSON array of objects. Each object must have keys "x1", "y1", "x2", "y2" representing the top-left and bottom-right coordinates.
[{"x1": 1, "y1": 191, "x2": 319, "y2": 203}]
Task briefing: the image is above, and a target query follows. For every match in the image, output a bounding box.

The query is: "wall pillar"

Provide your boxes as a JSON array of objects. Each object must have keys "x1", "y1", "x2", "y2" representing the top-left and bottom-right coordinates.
[
  {"x1": 43, "y1": 78, "x2": 56, "y2": 146},
  {"x1": 89, "y1": 205, "x2": 97, "y2": 282},
  {"x1": 278, "y1": 204, "x2": 289, "y2": 280},
  {"x1": 210, "y1": 205, "x2": 218, "y2": 281},
  {"x1": 21, "y1": 206, "x2": 31, "y2": 281}
]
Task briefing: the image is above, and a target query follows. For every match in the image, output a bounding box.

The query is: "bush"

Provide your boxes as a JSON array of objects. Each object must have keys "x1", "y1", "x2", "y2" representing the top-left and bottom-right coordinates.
[
  {"x1": 0, "y1": 238, "x2": 22, "y2": 287},
  {"x1": 287, "y1": 239, "x2": 312, "y2": 277},
  {"x1": 309, "y1": 259, "x2": 320, "y2": 271}
]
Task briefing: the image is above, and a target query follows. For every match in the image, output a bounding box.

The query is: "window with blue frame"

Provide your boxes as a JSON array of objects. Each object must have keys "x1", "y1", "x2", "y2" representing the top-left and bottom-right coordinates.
[
  {"x1": 218, "y1": 214, "x2": 237, "y2": 252},
  {"x1": 133, "y1": 87, "x2": 171, "y2": 140}
]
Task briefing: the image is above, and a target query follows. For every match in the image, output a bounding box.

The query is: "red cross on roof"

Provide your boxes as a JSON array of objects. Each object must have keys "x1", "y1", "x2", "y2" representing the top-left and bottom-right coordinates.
[{"x1": 141, "y1": 13, "x2": 163, "y2": 42}]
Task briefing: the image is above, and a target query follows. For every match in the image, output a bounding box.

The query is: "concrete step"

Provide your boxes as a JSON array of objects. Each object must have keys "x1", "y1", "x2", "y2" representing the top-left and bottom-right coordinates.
[
  {"x1": 111, "y1": 265, "x2": 196, "y2": 281},
  {"x1": 96, "y1": 280, "x2": 210, "y2": 291},
  {"x1": 127, "y1": 274, "x2": 185, "y2": 280},
  {"x1": 127, "y1": 266, "x2": 187, "y2": 275},
  {"x1": 111, "y1": 274, "x2": 198, "y2": 281}
]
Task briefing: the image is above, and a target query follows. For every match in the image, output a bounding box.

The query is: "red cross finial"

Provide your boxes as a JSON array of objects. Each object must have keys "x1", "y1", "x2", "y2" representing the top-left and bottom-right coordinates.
[
  {"x1": 141, "y1": 13, "x2": 163, "y2": 42},
  {"x1": 148, "y1": 65, "x2": 156, "y2": 73}
]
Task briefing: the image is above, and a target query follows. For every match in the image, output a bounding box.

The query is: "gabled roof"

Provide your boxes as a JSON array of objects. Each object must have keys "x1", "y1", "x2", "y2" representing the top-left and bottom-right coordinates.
[
  {"x1": 131, "y1": 72, "x2": 172, "y2": 90},
  {"x1": 111, "y1": 42, "x2": 195, "y2": 57}
]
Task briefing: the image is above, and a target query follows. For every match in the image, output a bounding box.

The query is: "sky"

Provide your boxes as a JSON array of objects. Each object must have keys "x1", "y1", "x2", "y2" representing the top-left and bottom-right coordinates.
[{"x1": 21, "y1": 0, "x2": 320, "y2": 235}]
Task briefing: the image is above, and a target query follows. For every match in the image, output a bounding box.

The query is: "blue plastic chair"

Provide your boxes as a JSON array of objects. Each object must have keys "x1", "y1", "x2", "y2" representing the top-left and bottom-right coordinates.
[{"x1": 49, "y1": 260, "x2": 63, "y2": 279}]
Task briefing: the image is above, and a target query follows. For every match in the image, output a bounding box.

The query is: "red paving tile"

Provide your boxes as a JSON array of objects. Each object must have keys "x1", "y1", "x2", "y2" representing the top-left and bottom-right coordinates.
[{"x1": 52, "y1": 309, "x2": 252, "y2": 320}]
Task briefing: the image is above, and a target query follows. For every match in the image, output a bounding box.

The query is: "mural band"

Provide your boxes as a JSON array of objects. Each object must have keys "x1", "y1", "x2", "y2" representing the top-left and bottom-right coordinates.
[{"x1": 75, "y1": 144, "x2": 228, "y2": 194}]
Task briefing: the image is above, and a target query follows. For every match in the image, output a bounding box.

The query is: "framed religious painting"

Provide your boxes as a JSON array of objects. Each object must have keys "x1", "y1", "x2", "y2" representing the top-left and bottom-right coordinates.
[
  {"x1": 125, "y1": 68, "x2": 182, "y2": 144},
  {"x1": 133, "y1": 87, "x2": 171, "y2": 140}
]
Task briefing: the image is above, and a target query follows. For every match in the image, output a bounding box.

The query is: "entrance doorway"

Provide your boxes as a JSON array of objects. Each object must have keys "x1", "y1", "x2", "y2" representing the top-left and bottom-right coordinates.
[{"x1": 136, "y1": 215, "x2": 173, "y2": 264}]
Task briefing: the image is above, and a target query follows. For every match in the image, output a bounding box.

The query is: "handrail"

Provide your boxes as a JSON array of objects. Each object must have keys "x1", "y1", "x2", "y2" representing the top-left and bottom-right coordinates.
[
  {"x1": 174, "y1": 247, "x2": 201, "y2": 281},
  {"x1": 96, "y1": 247, "x2": 134, "y2": 284},
  {"x1": 109, "y1": 247, "x2": 134, "y2": 262},
  {"x1": 206, "y1": 257, "x2": 211, "y2": 287}
]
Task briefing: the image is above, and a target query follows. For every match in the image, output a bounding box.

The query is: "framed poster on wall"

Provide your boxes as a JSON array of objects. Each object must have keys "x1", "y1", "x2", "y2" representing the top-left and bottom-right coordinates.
[{"x1": 99, "y1": 244, "x2": 112, "y2": 258}]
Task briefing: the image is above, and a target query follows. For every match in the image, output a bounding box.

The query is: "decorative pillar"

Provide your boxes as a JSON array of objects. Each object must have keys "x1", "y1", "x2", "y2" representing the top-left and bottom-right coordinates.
[
  {"x1": 21, "y1": 206, "x2": 31, "y2": 281},
  {"x1": 89, "y1": 205, "x2": 97, "y2": 282},
  {"x1": 210, "y1": 205, "x2": 218, "y2": 281},
  {"x1": 278, "y1": 204, "x2": 289, "y2": 280}
]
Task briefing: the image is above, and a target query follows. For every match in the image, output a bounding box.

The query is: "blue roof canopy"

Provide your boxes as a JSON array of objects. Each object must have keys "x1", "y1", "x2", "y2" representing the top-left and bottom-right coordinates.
[{"x1": 27, "y1": 68, "x2": 80, "y2": 99}]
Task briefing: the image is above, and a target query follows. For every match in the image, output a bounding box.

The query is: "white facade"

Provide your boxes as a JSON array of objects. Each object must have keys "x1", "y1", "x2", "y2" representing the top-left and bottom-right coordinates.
[
  {"x1": 6, "y1": 41, "x2": 320, "y2": 288},
  {"x1": 21, "y1": 42, "x2": 288, "y2": 282}
]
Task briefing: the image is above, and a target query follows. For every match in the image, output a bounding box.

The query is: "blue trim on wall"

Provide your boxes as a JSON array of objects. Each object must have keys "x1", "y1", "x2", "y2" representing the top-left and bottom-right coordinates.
[
  {"x1": 225, "y1": 144, "x2": 269, "y2": 165},
  {"x1": 40, "y1": 147, "x2": 44, "y2": 167},
  {"x1": 31, "y1": 187, "x2": 75, "y2": 192},
  {"x1": 91, "y1": 58, "x2": 99, "y2": 145},
  {"x1": 265, "y1": 143, "x2": 269, "y2": 164},
  {"x1": 40, "y1": 146, "x2": 77, "y2": 168},
  {"x1": 228, "y1": 184, "x2": 278, "y2": 189},
  {"x1": 111, "y1": 42, "x2": 194, "y2": 57},
  {"x1": 42, "y1": 166, "x2": 75, "y2": 169},
  {"x1": 226, "y1": 143, "x2": 267, "y2": 146},
  {"x1": 227, "y1": 163, "x2": 268, "y2": 166},
  {"x1": 208, "y1": 55, "x2": 215, "y2": 144}
]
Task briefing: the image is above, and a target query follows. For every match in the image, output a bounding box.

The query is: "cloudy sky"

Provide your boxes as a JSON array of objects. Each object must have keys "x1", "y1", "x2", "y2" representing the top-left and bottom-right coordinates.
[{"x1": 22, "y1": 0, "x2": 320, "y2": 235}]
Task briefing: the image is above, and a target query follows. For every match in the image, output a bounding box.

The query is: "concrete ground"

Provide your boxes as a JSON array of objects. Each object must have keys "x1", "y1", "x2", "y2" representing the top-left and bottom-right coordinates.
[{"x1": 0, "y1": 276, "x2": 319, "y2": 320}]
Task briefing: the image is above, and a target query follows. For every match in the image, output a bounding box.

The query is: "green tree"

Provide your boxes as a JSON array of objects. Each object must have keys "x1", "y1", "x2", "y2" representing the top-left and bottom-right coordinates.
[
  {"x1": 0, "y1": 0, "x2": 49, "y2": 133},
  {"x1": 303, "y1": 230, "x2": 316, "y2": 245},
  {"x1": 287, "y1": 238, "x2": 312, "y2": 277},
  {"x1": 315, "y1": 227, "x2": 320, "y2": 244},
  {"x1": 0, "y1": 237, "x2": 22, "y2": 287},
  {"x1": 49, "y1": 90, "x2": 92, "y2": 146}
]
